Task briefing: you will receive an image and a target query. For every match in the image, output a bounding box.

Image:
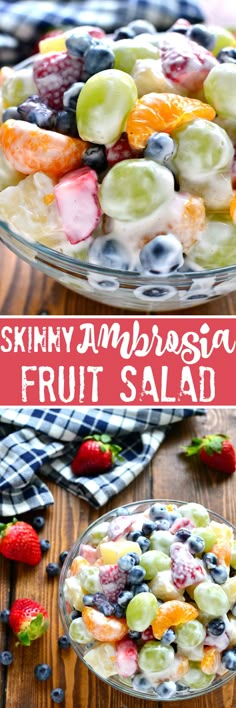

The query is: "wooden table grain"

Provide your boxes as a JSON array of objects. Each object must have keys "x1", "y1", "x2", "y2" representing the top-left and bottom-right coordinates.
[
  {"x1": 1, "y1": 409, "x2": 236, "y2": 708},
  {"x1": 1, "y1": 244, "x2": 236, "y2": 315}
]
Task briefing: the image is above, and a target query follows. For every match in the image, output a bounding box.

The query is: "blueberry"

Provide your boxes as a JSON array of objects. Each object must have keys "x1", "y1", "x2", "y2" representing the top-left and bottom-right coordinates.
[
  {"x1": 113, "y1": 603, "x2": 125, "y2": 618},
  {"x1": 0, "y1": 609, "x2": 10, "y2": 623},
  {"x1": 2, "y1": 107, "x2": 21, "y2": 121},
  {"x1": 210, "y1": 565, "x2": 228, "y2": 584},
  {"x1": 128, "y1": 19, "x2": 156, "y2": 35},
  {"x1": 117, "y1": 590, "x2": 134, "y2": 608},
  {"x1": 132, "y1": 674, "x2": 152, "y2": 692},
  {"x1": 155, "y1": 681, "x2": 177, "y2": 699},
  {"x1": 155, "y1": 519, "x2": 171, "y2": 531},
  {"x1": 93, "y1": 593, "x2": 115, "y2": 616},
  {"x1": 70, "y1": 609, "x2": 81, "y2": 619},
  {"x1": 127, "y1": 530, "x2": 142, "y2": 542},
  {"x1": 54, "y1": 110, "x2": 78, "y2": 137},
  {"x1": 168, "y1": 511, "x2": 182, "y2": 524},
  {"x1": 89, "y1": 236, "x2": 130, "y2": 271},
  {"x1": 63, "y1": 81, "x2": 84, "y2": 111},
  {"x1": 169, "y1": 23, "x2": 189, "y2": 35},
  {"x1": 115, "y1": 506, "x2": 131, "y2": 516},
  {"x1": 161, "y1": 628, "x2": 176, "y2": 645},
  {"x1": 84, "y1": 45, "x2": 115, "y2": 76},
  {"x1": 141, "y1": 521, "x2": 157, "y2": 537},
  {"x1": 82, "y1": 145, "x2": 107, "y2": 173},
  {"x1": 175, "y1": 528, "x2": 192, "y2": 543},
  {"x1": 50, "y1": 688, "x2": 65, "y2": 703},
  {"x1": 135, "y1": 284, "x2": 176, "y2": 301},
  {"x1": 58, "y1": 635, "x2": 70, "y2": 649},
  {"x1": 40, "y1": 539, "x2": 51, "y2": 552},
  {"x1": 139, "y1": 234, "x2": 184, "y2": 275},
  {"x1": 128, "y1": 566, "x2": 146, "y2": 585},
  {"x1": 202, "y1": 552, "x2": 218, "y2": 570},
  {"x1": 132, "y1": 583, "x2": 150, "y2": 595},
  {"x1": 46, "y1": 562, "x2": 60, "y2": 577},
  {"x1": 217, "y1": 47, "x2": 236, "y2": 64},
  {"x1": 65, "y1": 31, "x2": 96, "y2": 57},
  {"x1": 118, "y1": 554, "x2": 136, "y2": 571},
  {"x1": 0, "y1": 651, "x2": 13, "y2": 666},
  {"x1": 137, "y1": 535, "x2": 150, "y2": 552},
  {"x1": 32, "y1": 515, "x2": 45, "y2": 531},
  {"x1": 82, "y1": 594, "x2": 95, "y2": 607},
  {"x1": 128, "y1": 629, "x2": 142, "y2": 639},
  {"x1": 144, "y1": 132, "x2": 176, "y2": 164},
  {"x1": 34, "y1": 663, "x2": 52, "y2": 681},
  {"x1": 221, "y1": 648, "x2": 236, "y2": 671},
  {"x1": 59, "y1": 551, "x2": 68, "y2": 565},
  {"x1": 113, "y1": 26, "x2": 136, "y2": 40},
  {"x1": 149, "y1": 504, "x2": 169, "y2": 520},
  {"x1": 18, "y1": 101, "x2": 55, "y2": 129},
  {"x1": 187, "y1": 24, "x2": 215, "y2": 50},
  {"x1": 127, "y1": 552, "x2": 140, "y2": 565},
  {"x1": 232, "y1": 603, "x2": 236, "y2": 617},
  {"x1": 187, "y1": 535, "x2": 205, "y2": 554},
  {"x1": 208, "y1": 618, "x2": 226, "y2": 636}
]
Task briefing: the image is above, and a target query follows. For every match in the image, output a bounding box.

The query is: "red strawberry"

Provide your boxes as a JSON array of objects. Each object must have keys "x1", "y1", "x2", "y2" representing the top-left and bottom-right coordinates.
[
  {"x1": 170, "y1": 516, "x2": 194, "y2": 535},
  {"x1": 141, "y1": 626, "x2": 155, "y2": 642},
  {"x1": 116, "y1": 638, "x2": 138, "y2": 678},
  {"x1": 9, "y1": 598, "x2": 49, "y2": 646},
  {"x1": 232, "y1": 147, "x2": 236, "y2": 189},
  {"x1": 160, "y1": 32, "x2": 218, "y2": 91},
  {"x1": 106, "y1": 134, "x2": 137, "y2": 167},
  {"x1": 54, "y1": 166, "x2": 102, "y2": 243},
  {"x1": 33, "y1": 51, "x2": 83, "y2": 109},
  {"x1": 0, "y1": 519, "x2": 42, "y2": 565},
  {"x1": 99, "y1": 564, "x2": 127, "y2": 602},
  {"x1": 108, "y1": 516, "x2": 133, "y2": 541},
  {"x1": 71, "y1": 434, "x2": 123, "y2": 476},
  {"x1": 170, "y1": 542, "x2": 206, "y2": 589},
  {"x1": 183, "y1": 434, "x2": 236, "y2": 474}
]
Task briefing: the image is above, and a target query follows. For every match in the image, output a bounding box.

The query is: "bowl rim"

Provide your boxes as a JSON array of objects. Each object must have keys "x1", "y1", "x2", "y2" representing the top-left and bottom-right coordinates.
[{"x1": 58, "y1": 498, "x2": 236, "y2": 702}]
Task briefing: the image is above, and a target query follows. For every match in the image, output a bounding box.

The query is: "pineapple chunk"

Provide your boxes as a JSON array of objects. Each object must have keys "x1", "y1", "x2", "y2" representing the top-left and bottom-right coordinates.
[
  {"x1": 84, "y1": 642, "x2": 118, "y2": 678},
  {"x1": 99, "y1": 540, "x2": 141, "y2": 563},
  {"x1": 149, "y1": 570, "x2": 185, "y2": 601},
  {"x1": 64, "y1": 576, "x2": 84, "y2": 611},
  {"x1": 222, "y1": 576, "x2": 236, "y2": 606}
]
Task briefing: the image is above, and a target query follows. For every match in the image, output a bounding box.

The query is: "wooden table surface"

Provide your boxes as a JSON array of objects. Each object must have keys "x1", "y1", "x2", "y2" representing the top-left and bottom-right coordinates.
[
  {"x1": 1, "y1": 408, "x2": 236, "y2": 708},
  {"x1": 1, "y1": 244, "x2": 236, "y2": 316}
]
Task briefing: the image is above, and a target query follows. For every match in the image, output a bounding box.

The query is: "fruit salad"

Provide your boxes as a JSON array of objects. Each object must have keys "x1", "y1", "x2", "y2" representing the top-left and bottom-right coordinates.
[
  {"x1": 0, "y1": 19, "x2": 236, "y2": 274},
  {"x1": 60, "y1": 500, "x2": 236, "y2": 700}
]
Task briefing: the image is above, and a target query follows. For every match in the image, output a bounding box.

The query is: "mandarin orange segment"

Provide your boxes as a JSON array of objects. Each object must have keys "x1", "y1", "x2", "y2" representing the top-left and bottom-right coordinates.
[
  {"x1": 126, "y1": 93, "x2": 215, "y2": 150},
  {"x1": 82, "y1": 607, "x2": 128, "y2": 642},
  {"x1": 173, "y1": 656, "x2": 189, "y2": 679},
  {"x1": 210, "y1": 521, "x2": 233, "y2": 566},
  {"x1": 0, "y1": 119, "x2": 88, "y2": 178},
  {"x1": 151, "y1": 600, "x2": 198, "y2": 640},
  {"x1": 70, "y1": 556, "x2": 89, "y2": 576},
  {"x1": 230, "y1": 193, "x2": 236, "y2": 223},
  {"x1": 200, "y1": 648, "x2": 221, "y2": 675}
]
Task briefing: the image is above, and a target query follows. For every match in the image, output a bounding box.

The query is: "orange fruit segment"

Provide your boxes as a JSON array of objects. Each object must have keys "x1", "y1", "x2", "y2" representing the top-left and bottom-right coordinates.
[
  {"x1": 230, "y1": 193, "x2": 236, "y2": 223},
  {"x1": 201, "y1": 647, "x2": 221, "y2": 675},
  {"x1": 126, "y1": 93, "x2": 216, "y2": 150},
  {"x1": 70, "y1": 556, "x2": 89, "y2": 576},
  {"x1": 0, "y1": 119, "x2": 88, "y2": 178},
  {"x1": 82, "y1": 607, "x2": 128, "y2": 642},
  {"x1": 210, "y1": 521, "x2": 233, "y2": 566},
  {"x1": 152, "y1": 600, "x2": 198, "y2": 640}
]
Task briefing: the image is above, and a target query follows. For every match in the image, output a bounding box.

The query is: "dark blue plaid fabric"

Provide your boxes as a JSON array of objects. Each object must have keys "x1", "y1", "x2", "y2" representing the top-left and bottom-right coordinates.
[
  {"x1": 0, "y1": 0, "x2": 205, "y2": 65},
  {"x1": 0, "y1": 407, "x2": 204, "y2": 515}
]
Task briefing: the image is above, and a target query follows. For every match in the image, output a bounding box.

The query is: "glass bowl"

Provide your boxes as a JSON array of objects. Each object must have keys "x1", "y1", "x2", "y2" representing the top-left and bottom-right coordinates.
[
  {"x1": 59, "y1": 499, "x2": 236, "y2": 701},
  {"x1": 2, "y1": 219, "x2": 236, "y2": 312}
]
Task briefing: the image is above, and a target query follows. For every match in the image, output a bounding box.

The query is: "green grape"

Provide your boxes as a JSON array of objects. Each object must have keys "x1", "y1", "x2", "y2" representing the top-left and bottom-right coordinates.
[
  {"x1": 173, "y1": 119, "x2": 234, "y2": 178},
  {"x1": 231, "y1": 541, "x2": 236, "y2": 570},
  {"x1": 113, "y1": 38, "x2": 159, "y2": 74},
  {"x1": 140, "y1": 550, "x2": 171, "y2": 579},
  {"x1": 183, "y1": 662, "x2": 215, "y2": 689},
  {"x1": 2, "y1": 68, "x2": 37, "y2": 107},
  {"x1": 204, "y1": 64, "x2": 236, "y2": 119},
  {"x1": 149, "y1": 530, "x2": 173, "y2": 555},
  {"x1": 99, "y1": 159, "x2": 174, "y2": 220},
  {"x1": 79, "y1": 566, "x2": 102, "y2": 594},
  {"x1": 191, "y1": 526, "x2": 217, "y2": 552},
  {"x1": 126, "y1": 592, "x2": 159, "y2": 631},
  {"x1": 175, "y1": 620, "x2": 206, "y2": 648},
  {"x1": 69, "y1": 617, "x2": 94, "y2": 644},
  {"x1": 190, "y1": 216, "x2": 236, "y2": 270},
  {"x1": 76, "y1": 69, "x2": 137, "y2": 144},
  {"x1": 178, "y1": 503, "x2": 210, "y2": 528},
  {"x1": 193, "y1": 582, "x2": 230, "y2": 616},
  {"x1": 138, "y1": 641, "x2": 174, "y2": 673},
  {"x1": 89, "y1": 522, "x2": 109, "y2": 546},
  {"x1": 209, "y1": 26, "x2": 236, "y2": 56}
]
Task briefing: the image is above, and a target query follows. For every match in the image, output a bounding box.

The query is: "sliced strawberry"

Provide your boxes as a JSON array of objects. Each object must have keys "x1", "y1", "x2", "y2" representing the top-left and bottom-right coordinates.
[
  {"x1": 116, "y1": 638, "x2": 138, "y2": 678},
  {"x1": 79, "y1": 543, "x2": 98, "y2": 564},
  {"x1": 141, "y1": 626, "x2": 155, "y2": 642},
  {"x1": 54, "y1": 166, "x2": 102, "y2": 243},
  {"x1": 160, "y1": 32, "x2": 218, "y2": 91},
  {"x1": 99, "y1": 564, "x2": 127, "y2": 602},
  {"x1": 170, "y1": 542, "x2": 206, "y2": 589},
  {"x1": 170, "y1": 517, "x2": 195, "y2": 534},
  {"x1": 108, "y1": 516, "x2": 134, "y2": 541},
  {"x1": 33, "y1": 51, "x2": 83, "y2": 109},
  {"x1": 106, "y1": 134, "x2": 137, "y2": 167}
]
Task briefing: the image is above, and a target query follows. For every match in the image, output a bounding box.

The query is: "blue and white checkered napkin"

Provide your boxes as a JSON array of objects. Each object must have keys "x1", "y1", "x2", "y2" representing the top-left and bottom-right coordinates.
[
  {"x1": 0, "y1": 407, "x2": 204, "y2": 516},
  {"x1": 0, "y1": 0, "x2": 205, "y2": 65}
]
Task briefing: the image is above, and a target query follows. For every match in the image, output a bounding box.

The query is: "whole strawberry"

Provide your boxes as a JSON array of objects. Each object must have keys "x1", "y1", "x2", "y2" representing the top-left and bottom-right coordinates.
[
  {"x1": 0, "y1": 519, "x2": 42, "y2": 565},
  {"x1": 71, "y1": 434, "x2": 123, "y2": 476},
  {"x1": 9, "y1": 599, "x2": 49, "y2": 646},
  {"x1": 33, "y1": 51, "x2": 83, "y2": 109},
  {"x1": 183, "y1": 434, "x2": 236, "y2": 474}
]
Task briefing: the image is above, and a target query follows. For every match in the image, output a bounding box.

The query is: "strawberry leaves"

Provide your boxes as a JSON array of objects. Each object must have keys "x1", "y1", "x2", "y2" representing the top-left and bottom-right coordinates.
[{"x1": 183, "y1": 434, "x2": 229, "y2": 457}]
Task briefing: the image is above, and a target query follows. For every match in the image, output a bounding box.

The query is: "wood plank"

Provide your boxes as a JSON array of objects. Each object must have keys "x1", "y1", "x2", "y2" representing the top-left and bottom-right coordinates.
[{"x1": 1, "y1": 409, "x2": 236, "y2": 706}]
